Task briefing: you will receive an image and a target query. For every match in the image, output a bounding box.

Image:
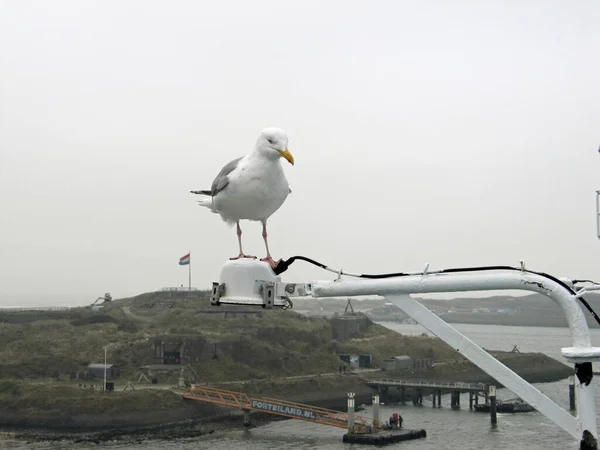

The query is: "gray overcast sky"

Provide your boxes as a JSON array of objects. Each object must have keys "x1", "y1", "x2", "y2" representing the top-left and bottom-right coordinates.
[{"x1": 1, "y1": 1, "x2": 599, "y2": 306}]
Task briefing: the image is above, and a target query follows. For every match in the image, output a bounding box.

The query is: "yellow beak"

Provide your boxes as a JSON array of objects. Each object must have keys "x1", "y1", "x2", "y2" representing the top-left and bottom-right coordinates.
[{"x1": 278, "y1": 147, "x2": 294, "y2": 165}]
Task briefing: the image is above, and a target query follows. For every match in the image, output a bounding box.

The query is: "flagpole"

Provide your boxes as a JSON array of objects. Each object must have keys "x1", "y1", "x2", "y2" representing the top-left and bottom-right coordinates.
[
  {"x1": 188, "y1": 251, "x2": 191, "y2": 294},
  {"x1": 104, "y1": 346, "x2": 107, "y2": 392}
]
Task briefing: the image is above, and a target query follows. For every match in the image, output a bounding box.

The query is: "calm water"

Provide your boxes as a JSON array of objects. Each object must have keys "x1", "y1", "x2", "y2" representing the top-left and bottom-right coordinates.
[{"x1": 3, "y1": 323, "x2": 599, "y2": 450}]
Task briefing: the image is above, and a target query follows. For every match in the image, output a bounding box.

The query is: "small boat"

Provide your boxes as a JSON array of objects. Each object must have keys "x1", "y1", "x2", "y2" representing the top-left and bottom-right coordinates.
[{"x1": 474, "y1": 398, "x2": 535, "y2": 413}]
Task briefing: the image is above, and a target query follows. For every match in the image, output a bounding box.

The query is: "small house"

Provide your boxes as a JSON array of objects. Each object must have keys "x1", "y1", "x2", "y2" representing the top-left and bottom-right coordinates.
[
  {"x1": 88, "y1": 363, "x2": 120, "y2": 379},
  {"x1": 380, "y1": 355, "x2": 413, "y2": 371}
]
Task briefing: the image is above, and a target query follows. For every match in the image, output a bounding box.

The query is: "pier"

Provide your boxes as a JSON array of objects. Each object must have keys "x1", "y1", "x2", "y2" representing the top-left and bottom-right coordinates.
[
  {"x1": 366, "y1": 378, "x2": 488, "y2": 408},
  {"x1": 182, "y1": 385, "x2": 371, "y2": 430},
  {"x1": 182, "y1": 387, "x2": 426, "y2": 445}
]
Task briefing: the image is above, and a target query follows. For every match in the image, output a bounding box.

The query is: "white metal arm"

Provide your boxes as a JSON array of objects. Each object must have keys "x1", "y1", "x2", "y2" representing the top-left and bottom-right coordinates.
[{"x1": 211, "y1": 259, "x2": 600, "y2": 445}]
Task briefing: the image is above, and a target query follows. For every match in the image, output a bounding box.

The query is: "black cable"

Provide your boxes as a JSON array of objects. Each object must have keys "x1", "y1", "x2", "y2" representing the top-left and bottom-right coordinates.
[
  {"x1": 273, "y1": 256, "x2": 328, "y2": 275},
  {"x1": 573, "y1": 279, "x2": 600, "y2": 286},
  {"x1": 274, "y1": 256, "x2": 600, "y2": 327},
  {"x1": 574, "y1": 297, "x2": 600, "y2": 326}
]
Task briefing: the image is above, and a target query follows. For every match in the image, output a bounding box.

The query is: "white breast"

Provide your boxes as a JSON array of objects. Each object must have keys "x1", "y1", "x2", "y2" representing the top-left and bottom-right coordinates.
[{"x1": 213, "y1": 155, "x2": 290, "y2": 223}]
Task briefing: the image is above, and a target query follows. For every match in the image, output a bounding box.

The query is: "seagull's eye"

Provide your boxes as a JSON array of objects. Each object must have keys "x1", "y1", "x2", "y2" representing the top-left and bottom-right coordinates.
[{"x1": 267, "y1": 138, "x2": 274, "y2": 145}]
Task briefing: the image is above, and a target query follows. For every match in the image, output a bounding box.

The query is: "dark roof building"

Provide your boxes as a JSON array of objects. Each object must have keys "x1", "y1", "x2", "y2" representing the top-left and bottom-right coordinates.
[
  {"x1": 380, "y1": 355, "x2": 413, "y2": 371},
  {"x1": 88, "y1": 363, "x2": 120, "y2": 379}
]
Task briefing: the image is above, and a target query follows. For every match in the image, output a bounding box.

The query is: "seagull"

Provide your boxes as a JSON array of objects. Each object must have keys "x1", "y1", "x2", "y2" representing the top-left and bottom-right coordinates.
[{"x1": 191, "y1": 128, "x2": 294, "y2": 268}]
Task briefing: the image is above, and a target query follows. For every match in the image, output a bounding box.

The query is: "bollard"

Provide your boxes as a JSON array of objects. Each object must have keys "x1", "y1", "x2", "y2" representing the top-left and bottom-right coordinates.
[
  {"x1": 372, "y1": 395, "x2": 381, "y2": 428},
  {"x1": 489, "y1": 385, "x2": 497, "y2": 425},
  {"x1": 347, "y1": 392, "x2": 355, "y2": 435},
  {"x1": 568, "y1": 375, "x2": 576, "y2": 411},
  {"x1": 437, "y1": 390, "x2": 441, "y2": 408}
]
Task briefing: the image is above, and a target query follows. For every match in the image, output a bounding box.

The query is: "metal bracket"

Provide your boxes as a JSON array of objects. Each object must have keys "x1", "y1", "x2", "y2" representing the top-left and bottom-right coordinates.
[
  {"x1": 275, "y1": 282, "x2": 311, "y2": 298},
  {"x1": 281, "y1": 296, "x2": 293, "y2": 310},
  {"x1": 209, "y1": 281, "x2": 309, "y2": 309},
  {"x1": 260, "y1": 282, "x2": 275, "y2": 309},
  {"x1": 210, "y1": 282, "x2": 226, "y2": 306}
]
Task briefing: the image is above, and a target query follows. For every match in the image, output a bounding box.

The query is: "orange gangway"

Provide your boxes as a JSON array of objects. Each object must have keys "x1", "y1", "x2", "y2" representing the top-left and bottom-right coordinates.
[{"x1": 182, "y1": 385, "x2": 371, "y2": 431}]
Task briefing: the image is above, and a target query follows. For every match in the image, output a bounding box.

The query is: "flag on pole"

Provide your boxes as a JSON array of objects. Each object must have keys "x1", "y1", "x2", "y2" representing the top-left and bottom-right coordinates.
[{"x1": 179, "y1": 253, "x2": 190, "y2": 266}]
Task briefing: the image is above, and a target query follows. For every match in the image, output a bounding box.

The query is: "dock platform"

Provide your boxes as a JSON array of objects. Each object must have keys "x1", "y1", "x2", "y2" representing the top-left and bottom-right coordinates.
[{"x1": 343, "y1": 428, "x2": 427, "y2": 445}]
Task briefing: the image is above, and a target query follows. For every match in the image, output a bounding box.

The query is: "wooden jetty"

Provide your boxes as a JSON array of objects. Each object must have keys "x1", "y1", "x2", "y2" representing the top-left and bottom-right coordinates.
[{"x1": 365, "y1": 378, "x2": 488, "y2": 408}]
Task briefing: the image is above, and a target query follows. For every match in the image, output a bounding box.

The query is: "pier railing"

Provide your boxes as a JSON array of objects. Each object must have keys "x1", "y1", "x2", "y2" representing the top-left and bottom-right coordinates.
[
  {"x1": 182, "y1": 386, "x2": 371, "y2": 431},
  {"x1": 366, "y1": 378, "x2": 488, "y2": 392}
]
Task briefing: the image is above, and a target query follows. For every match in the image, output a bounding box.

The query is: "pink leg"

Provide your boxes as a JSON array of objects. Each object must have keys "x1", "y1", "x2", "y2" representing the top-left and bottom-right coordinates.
[
  {"x1": 260, "y1": 221, "x2": 279, "y2": 268},
  {"x1": 230, "y1": 221, "x2": 256, "y2": 260}
]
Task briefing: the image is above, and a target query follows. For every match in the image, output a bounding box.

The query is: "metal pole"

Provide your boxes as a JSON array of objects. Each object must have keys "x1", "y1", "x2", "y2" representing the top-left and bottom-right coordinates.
[
  {"x1": 490, "y1": 385, "x2": 497, "y2": 425},
  {"x1": 570, "y1": 375, "x2": 576, "y2": 411},
  {"x1": 103, "y1": 346, "x2": 107, "y2": 392},
  {"x1": 189, "y1": 251, "x2": 191, "y2": 293},
  {"x1": 243, "y1": 409, "x2": 251, "y2": 427},
  {"x1": 372, "y1": 395, "x2": 380, "y2": 428},
  {"x1": 596, "y1": 191, "x2": 600, "y2": 240},
  {"x1": 347, "y1": 392, "x2": 355, "y2": 435}
]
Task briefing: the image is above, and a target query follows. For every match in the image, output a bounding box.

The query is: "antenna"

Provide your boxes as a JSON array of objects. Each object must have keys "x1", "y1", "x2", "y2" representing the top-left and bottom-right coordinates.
[
  {"x1": 596, "y1": 190, "x2": 600, "y2": 240},
  {"x1": 596, "y1": 144, "x2": 599, "y2": 239}
]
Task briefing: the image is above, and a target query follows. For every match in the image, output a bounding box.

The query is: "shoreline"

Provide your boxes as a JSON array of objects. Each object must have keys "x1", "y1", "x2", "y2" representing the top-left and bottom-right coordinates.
[
  {"x1": 1, "y1": 356, "x2": 572, "y2": 444},
  {"x1": 2, "y1": 400, "x2": 353, "y2": 444},
  {"x1": 371, "y1": 315, "x2": 600, "y2": 328},
  {"x1": 0, "y1": 377, "x2": 377, "y2": 444}
]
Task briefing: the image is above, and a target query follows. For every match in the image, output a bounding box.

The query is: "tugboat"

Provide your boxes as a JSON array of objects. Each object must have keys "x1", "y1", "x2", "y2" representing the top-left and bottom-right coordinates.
[{"x1": 474, "y1": 398, "x2": 536, "y2": 413}]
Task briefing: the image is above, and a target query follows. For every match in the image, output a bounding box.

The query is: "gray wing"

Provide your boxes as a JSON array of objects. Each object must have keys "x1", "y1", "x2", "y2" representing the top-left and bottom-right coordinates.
[{"x1": 211, "y1": 157, "x2": 243, "y2": 196}]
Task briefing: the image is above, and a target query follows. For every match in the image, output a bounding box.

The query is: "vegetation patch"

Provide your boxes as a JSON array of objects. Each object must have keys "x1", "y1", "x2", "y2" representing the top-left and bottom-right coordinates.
[{"x1": 0, "y1": 289, "x2": 572, "y2": 428}]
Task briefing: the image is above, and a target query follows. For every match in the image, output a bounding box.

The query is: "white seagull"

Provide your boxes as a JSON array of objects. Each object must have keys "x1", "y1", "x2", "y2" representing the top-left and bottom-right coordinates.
[{"x1": 191, "y1": 128, "x2": 294, "y2": 268}]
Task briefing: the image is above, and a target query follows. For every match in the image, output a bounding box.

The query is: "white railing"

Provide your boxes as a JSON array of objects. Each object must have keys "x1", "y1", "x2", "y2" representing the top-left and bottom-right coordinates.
[{"x1": 367, "y1": 378, "x2": 487, "y2": 391}]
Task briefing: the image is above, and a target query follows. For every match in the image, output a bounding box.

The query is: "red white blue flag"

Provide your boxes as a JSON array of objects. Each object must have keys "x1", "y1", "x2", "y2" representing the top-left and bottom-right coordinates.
[{"x1": 179, "y1": 253, "x2": 190, "y2": 266}]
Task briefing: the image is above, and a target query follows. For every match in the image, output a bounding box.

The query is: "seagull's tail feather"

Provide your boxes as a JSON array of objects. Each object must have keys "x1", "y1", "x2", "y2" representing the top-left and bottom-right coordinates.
[{"x1": 190, "y1": 190, "x2": 218, "y2": 213}]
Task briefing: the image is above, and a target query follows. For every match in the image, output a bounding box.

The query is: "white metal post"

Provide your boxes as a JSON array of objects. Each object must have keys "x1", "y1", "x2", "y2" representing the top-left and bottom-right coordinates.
[
  {"x1": 347, "y1": 392, "x2": 355, "y2": 434},
  {"x1": 372, "y1": 395, "x2": 380, "y2": 428}
]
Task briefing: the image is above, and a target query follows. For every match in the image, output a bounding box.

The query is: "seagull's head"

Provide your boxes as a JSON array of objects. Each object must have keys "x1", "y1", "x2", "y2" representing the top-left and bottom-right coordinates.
[{"x1": 255, "y1": 128, "x2": 294, "y2": 165}]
